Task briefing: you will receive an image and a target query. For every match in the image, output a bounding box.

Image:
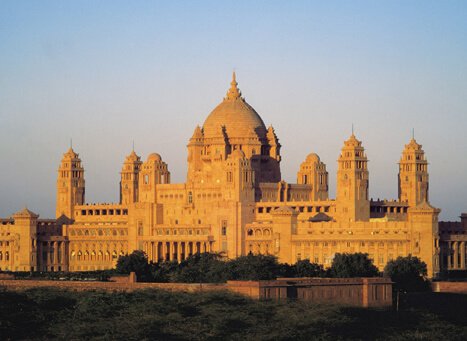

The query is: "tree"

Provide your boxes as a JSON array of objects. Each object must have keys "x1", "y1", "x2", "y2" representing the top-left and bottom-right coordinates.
[
  {"x1": 116, "y1": 250, "x2": 151, "y2": 281},
  {"x1": 227, "y1": 254, "x2": 283, "y2": 280},
  {"x1": 172, "y1": 253, "x2": 228, "y2": 283},
  {"x1": 292, "y1": 259, "x2": 325, "y2": 278},
  {"x1": 384, "y1": 255, "x2": 428, "y2": 292},
  {"x1": 328, "y1": 253, "x2": 379, "y2": 278}
]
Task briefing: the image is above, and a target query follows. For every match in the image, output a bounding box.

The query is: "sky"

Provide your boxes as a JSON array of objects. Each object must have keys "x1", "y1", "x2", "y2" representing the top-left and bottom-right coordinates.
[{"x1": 0, "y1": 1, "x2": 466, "y2": 220}]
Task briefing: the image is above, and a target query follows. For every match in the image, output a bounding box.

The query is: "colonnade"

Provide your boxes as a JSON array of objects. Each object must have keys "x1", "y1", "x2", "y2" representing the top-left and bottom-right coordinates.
[
  {"x1": 445, "y1": 241, "x2": 467, "y2": 270},
  {"x1": 38, "y1": 240, "x2": 67, "y2": 271},
  {"x1": 142, "y1": 240, "x2": 212, "y2": 262}
]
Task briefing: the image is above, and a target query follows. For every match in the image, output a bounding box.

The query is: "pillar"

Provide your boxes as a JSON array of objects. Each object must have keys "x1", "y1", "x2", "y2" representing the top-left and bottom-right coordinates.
[
  {"x1": 453, "y1": 242, "x2": 459, "y2": 269},
  {"x1": 162, "y1": 242, "x2": 167, "y2": 261},
  {"x1": 176, "y1": 242, "x2": 181, "y2": 262},
  {"x1": 60, "y1": 241, "x2": 66, "y2": 270},
  {"x1": 169, "y1": 242, "x2": 173, "y2": 261},
  {"x1": 53, "y1": 241, "x2": 59, "y2": 270},
  {"x1": 47, "y1": 242, "x2": 52, "y2": 270},
  {"x1": 460, "y1": 242, "x2": 466, "y2": 270},
  {"x1": 447, "y1": 242, "x2": 452, "y2": 269}
]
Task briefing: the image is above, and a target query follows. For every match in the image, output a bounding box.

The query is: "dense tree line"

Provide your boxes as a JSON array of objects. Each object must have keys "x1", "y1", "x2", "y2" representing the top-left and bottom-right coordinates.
[
  {"x1": 117, "y1": 251, "x2": 430, "y2": 293},
  {"x1": 117, "y1": 251, "x2": 369, "y2": 282}
]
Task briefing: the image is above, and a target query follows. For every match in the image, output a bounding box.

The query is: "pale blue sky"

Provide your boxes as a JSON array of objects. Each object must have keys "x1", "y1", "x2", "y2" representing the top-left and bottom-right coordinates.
[{"x1": 1, "y1": 1, "x2": 466, "y2": 220}]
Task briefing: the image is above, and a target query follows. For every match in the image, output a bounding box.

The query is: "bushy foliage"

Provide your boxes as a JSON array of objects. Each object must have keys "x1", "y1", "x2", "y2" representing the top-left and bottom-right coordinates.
[
  {"x1": 384, "y1": 255, "x2": 429, "y2": 292},
  {"x1": 115, "y1": 252, "x2": 380, "y2": 283},
  {"x1": 2, "y1": 287, "x2": 467, "y2": 340},
  {"x1": 328, "y1": 253, "x2": 379, "y2": 278},
  {"x1": 116, "y1": 250, "x2": 152, "y2": 281},
  {"x1": 171, "y1": 253, "x2": 228, "y2": 283},
  {"x1": 227, "y1": 254, "x2": 285, "y2": 280},
  {"x1": 114, "y1": 252, "x2": 330, "y2": 282},
  {"x1": 293, "y1": 259, "x2": 325, "y2": 278}
]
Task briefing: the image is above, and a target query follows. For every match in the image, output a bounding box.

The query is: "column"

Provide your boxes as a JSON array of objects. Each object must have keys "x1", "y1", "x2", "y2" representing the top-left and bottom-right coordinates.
[
  {"x1": 37, "y1": 242, "x2": 42, "y2": 270},
  {"x1": 47, "y1": 242, "x2": 52, "y2": 270},
  {"x1": 453, "y1": 242, "x2": 459, "y2": 269},
  {"x1": 460, "y1": 242, "x2": 466, "y2": 270},
  {"x1": 447, "y1": 242, "x2": 452, "y2": 269},
  {"x1": 162, "y1": 242, "x2": 167, "y2": 261},
  {"x1": 176, "y1": 242, "x2": 181, "y2": 262},
  {"x1": 154, "y1": 242, "x2": 159, "y2": 262},
  {"x1": 53, "y1": 241, "x2": 59, "y2": 269},
  {"x1": 301, "y1": 242, "x2": 305, "y2": 260},
  {"x1": 169, "y1": 242, "x2": 173, "y2": 261}
]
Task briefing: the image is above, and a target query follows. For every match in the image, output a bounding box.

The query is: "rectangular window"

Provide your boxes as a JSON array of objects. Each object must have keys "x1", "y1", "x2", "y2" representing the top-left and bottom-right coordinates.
[{"x1": 221, "y1": 220, "x2": 227, "y2": 236}]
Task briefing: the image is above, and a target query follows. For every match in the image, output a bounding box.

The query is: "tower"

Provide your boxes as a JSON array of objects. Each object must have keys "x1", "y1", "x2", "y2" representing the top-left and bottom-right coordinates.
[
  {"x1": 13, "y1": 208, "x2": 38, "y2": 271},
  {"x1": 56, "y1": 147, "x2": 85, "y2": 219},
  {"x1": 187, "y1": 125, "x2": 204, "y2": 183},
  {"x1": 120, "y1": 150, "x2": 142, "y2": 204},
  {"x1": 139, "y1": 153, "x2": 170, "y2": 203},
  {"x1": 336, "y1": 134, "x2": 369, "y2": 222},
  {"x1": 398, "y1": 138, "x2": 429, "y2": 206},
  {"x1": 297, "y1": 153, "x2": 329, "y2": 200}
]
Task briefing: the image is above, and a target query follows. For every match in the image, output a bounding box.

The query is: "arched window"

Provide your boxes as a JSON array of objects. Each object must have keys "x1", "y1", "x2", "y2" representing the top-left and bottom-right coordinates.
[
  {"x1": 188, "y1": 191, "x2": 193, "y2": 204},
  {"x1": 247, "y1": 229, "x2": 253, "y2": 236}
]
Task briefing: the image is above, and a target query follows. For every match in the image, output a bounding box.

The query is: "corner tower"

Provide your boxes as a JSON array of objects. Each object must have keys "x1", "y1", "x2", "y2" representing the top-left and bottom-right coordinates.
[
  {"x1": 336, "y1": 134, "x2": 369, "y2": 222},
  {"x1": 297, "y1": 153, "x2": 329, "y2": 200},
  {"x1": 139, "y1": 153, "x2": 170, "y2": 203},
  {"x1": 398, "y1": 138, "x2": 429, "y2": 206},
  {"x1": 56, "y1": 147, "x2": 85, "y2": 219},
  {"x1": 120, "y1": 150, "x2": 143, "y2": 204}
]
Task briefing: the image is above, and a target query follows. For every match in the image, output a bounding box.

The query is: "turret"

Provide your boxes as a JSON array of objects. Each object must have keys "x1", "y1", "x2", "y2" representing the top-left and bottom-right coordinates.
[
  {"x1": 120, "y1": 150, "x2": 142, "y2": 204},
  {"x1": 56, "y1": 147, "x2": 85, "y2": 219},
  {"x1": 398, "y1": 138, "x2": 429, "y2": 207},
  {"x1": 336, "y1": 134, "x2": 369, "y2": 222},
  {"x1": 139, "y1": 153, "x2": 170, "y2": 203},
  {"x1": 297, "y1": 153, "x2": 329, "y2": 200},
  {"x1": 13, "y1": 208, "x2": 38, "y2": 271},
  {"x1": 187, "y1": 125, "x2": 204, "y2": 182},
  {"x1": 266, "y1": 125, "x2": 281, "y2": 162},
  {"x1": 225, "y1": 149, "x2": 255, "y2": 202}
]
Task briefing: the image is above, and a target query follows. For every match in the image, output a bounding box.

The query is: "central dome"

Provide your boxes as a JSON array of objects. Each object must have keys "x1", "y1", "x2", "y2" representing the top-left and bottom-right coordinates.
[{"x1": 203, "y1": 73, "x2": 267, "y2": 140}]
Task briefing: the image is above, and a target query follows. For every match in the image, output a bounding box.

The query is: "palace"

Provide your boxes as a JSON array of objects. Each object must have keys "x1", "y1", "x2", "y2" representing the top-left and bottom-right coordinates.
[{"x1": 1, "y1": 73, "x2": 466, "y2": 277}]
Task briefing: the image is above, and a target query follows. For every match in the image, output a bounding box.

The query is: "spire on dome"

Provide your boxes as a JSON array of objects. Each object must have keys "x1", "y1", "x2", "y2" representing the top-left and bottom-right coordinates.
[{"x1": 225, "y1": 71, "x2": 242, "y2": 100}]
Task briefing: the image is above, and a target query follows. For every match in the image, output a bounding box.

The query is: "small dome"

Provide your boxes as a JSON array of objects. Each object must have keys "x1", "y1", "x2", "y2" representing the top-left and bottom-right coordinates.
[
  {"x1": 147, "y1": 153, "x2": 162, "y2": 162},
  {"x1": 306, "y1": 153, "x2": 320, "y2": 163},
  {"x1": 203, "y1": 73, "x2": 267, "y2": 140}
]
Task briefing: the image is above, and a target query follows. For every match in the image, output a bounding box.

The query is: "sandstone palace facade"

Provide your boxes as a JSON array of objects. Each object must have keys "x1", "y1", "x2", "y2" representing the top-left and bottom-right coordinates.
[{"x1": 1, "y1": 74, "x2": 466, "y2": 277}]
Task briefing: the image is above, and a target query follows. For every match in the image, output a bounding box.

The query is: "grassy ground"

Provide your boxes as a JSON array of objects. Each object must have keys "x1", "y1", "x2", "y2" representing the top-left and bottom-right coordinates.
[{"x1": 0, "y1": 287, "x2": 466, "y2": 340}]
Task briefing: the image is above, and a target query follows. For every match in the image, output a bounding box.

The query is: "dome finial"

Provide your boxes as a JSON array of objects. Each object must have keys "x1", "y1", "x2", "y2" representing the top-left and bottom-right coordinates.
[{"x1": 226, "y1": 71, "x2": 241, "y2": 100}]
